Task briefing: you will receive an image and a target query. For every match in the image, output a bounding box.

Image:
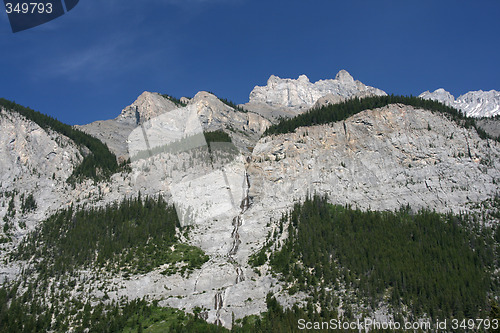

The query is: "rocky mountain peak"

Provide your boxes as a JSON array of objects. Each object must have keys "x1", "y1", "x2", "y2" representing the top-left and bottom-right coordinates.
[
  {"x1": 186, "y1": 91, "x2": 271, "y2": 140},
  {"x1": 248, "y1": 70, "x2": 386, "y2": 110},
  {"x1": 189, "y1": 91, "x2": 222, "y2": 105},
  {"x1": 117, "y1": 91, "x2": 179, "y2": 125},
  {"x1": 335, "y1": 69, "x2": 354, "y2": 83},
  {"x1": 419, "y1": 88, "x2": 455, "y2": 107},
  {"x1": 297, "y1": 74, "x2": 310, "y2": 83},
  {"x1": 419, "y1": 88, "x2": 500, "y2": 118},
  {"x1": 267, "y1": 75, "x2": 282, "y2": 87}
]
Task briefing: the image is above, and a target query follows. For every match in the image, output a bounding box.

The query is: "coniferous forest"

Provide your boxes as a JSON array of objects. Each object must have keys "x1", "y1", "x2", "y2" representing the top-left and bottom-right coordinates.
[
  {"x1": 0, "y1": 196, "x2": 213, "y2": 332},
  {"x1": 14, "y1": 195, "x2": 208, "y2": 277},
  {"x1": 251, "y1": 195, "x2": 499, "y2": 325}
]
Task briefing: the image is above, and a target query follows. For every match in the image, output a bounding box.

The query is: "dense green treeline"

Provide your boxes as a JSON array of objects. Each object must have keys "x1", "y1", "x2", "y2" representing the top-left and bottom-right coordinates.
[
  {"x1": 262, "y1": 195, "x2": 497, "y2": 320},
  {"x1": 0, "y1": 282, "x2": 53, "y2": 333},
  {"x1": 264, "y1": 95, "x2": 498, "y2": 142},
  {"x1": 204, "y1": 130, "x2": 232, "y2": 144},
  {"x1": 0, "y1": 98, "x2": 119, "y2": 182},
  {"x1": 232, "y1": 293, "x2": 338, "y2": 333},
  {"x1": 80, "y1": 299, "x2": 228, "y2": 333},
  {"x1": 14, "y1": 195, "x2": 208, "y2": 277}
]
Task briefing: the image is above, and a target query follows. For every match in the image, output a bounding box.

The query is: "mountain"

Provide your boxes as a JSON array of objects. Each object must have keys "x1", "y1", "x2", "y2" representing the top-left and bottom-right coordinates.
[
  {"x1": 1, "y1": 75, "x2": 499, "y2": 331},
  {"x1": 75, "y1": 92, "x2": 180, "y2": 162},
  {"x1": 78, "y1": 91, "x2": 270, "y2": 160},
  {"x1": 243, "y1": 70, "x2": 387, "y2": 120},
  {"x1": 420, "y1": 88, "x2": 500, "y2": 118}
]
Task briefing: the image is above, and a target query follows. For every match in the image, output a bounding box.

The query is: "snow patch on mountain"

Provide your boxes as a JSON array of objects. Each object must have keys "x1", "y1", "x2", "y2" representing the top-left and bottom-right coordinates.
[{"x1": 419, "y1": 88, "x2": 500, "y2": 118}]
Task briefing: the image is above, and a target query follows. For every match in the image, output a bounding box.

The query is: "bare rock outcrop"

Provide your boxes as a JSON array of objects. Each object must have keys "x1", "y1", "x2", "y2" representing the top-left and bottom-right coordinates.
[
  {"x1": 250, "y1": 104, "x2": 500, "y2": 214},
  {"x1": 244, "y1": 70, "x2": 387, "y2": 120},
  {"x1": 0, "y1": 107, "x2": 83, "y2": 272},
  {"x1": 188, "y1": 91, "x2": 270, "y2": 136}
]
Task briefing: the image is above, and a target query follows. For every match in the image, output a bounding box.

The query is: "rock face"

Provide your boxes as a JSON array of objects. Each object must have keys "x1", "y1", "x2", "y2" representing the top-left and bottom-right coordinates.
[
  {"x1": 0, "y1": 107, "x2": 83, "y2": 276},
  {"x1": 118, "y1": 91, "x2": 180, "y2": 124},
  {"x1": 250, "y1": 104, "x2": 500, "y2": 214},
  {"x1": 476, "y1": 118, "x2": 500, "y2": 139},
  {"x1": 0, "y1": 110, "x2": 82, "y2": 189},
  {"x1": 244, "y1": 70, "x2": 386, "y2": 120},
  {"x1": 188, "y1": 91, "x2": 270, "y2": 139},
  {"x1": 420, "y1": 88, "x2": 500, "y2": 118}
]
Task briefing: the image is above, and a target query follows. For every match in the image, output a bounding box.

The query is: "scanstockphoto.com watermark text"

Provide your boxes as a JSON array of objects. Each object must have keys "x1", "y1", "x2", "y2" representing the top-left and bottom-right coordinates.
[{"x1": 298, "y1": 318, "x2": 499, "y2": 331}]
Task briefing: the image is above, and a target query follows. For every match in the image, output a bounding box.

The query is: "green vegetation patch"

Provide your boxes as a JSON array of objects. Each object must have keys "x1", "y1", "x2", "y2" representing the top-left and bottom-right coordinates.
[
  {"x1": 14, "y1": 196, "x2": 208, "y2": 276},
  {"x1": 0, "y1": 98, "x2": 119, "y2": 182},
  {"x1": 264, "y1": 195, "x2": 497, "y2": 320},
  {"x1": 204, "y1": 130, "x2": 232, "y2": 144},
  {"x1": 264, "y1": 95, "x2": 497, "y2": 142},
  {"x1": 89, "y1": 300, "x2": 226, "y2": 333},
  {"x1": 160, "y1": 243, "x2": 209, "y2": 277}
]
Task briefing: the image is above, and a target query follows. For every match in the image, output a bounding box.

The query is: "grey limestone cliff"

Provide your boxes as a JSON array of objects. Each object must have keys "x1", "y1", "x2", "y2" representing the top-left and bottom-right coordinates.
[{"x1": 243, "y1": 70, "x2": 387, "y2": 120}]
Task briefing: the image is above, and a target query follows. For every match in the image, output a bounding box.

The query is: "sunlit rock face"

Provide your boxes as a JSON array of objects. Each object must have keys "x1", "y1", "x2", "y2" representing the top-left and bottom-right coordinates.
[
  {"x1": 250, "y1": 104, "x2": 500, "y2": 215},
  {"x1": 248, "y1": 70, "x2": 386, "y2": 109},
  {"x1": 243, "y1": 70, "x2": 386, "y2": 121}
]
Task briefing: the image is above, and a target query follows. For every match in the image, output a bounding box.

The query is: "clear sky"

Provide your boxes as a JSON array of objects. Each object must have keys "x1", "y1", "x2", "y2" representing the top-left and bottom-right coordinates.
[{"x1": 1, "y1": 0, "x2": 499, "y2": 125}]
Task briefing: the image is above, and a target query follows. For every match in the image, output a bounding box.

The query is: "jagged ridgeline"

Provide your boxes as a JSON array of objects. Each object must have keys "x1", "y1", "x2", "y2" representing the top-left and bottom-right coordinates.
[
  {"x1": 264, "y1": 95, "x2": 498, "y2": 141},
  {"x1": 251, "y1": 195, "x2": 499, "y2": 321},
  {"x1": 13, "y1": 196, "x2": 209, "y2": 277},
  {"x1": 0, "y1": 98, "x2": 119, "y2": 182}
]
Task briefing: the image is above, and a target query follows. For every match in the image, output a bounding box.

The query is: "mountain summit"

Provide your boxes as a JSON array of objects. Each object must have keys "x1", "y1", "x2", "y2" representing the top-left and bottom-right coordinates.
[
  {"x1": 419, "y1": 88, "x2": 500, "y2": 118},
  {"x1": 248, "y1": 70, "x2": 386, "y2": 110}
]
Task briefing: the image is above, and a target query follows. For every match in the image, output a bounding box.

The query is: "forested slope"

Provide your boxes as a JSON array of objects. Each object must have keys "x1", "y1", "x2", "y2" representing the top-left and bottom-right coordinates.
[
  {"x1": 251, "y1": 195, "x2": 499, "y2": 322},
  {"x1": 14, "y1": 195, "x2": 208, "y2": 277}
]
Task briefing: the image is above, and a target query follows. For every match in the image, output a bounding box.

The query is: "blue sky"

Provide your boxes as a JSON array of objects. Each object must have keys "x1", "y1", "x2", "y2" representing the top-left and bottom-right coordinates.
[{"x1": 1, "y1": 0, "x2": 499, "y2": 125}]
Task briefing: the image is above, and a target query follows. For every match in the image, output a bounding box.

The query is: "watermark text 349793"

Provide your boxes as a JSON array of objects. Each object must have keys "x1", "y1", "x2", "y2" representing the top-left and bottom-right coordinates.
[{"x1": 3, "y1": 0, "x2": 79, "y2": 32}]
